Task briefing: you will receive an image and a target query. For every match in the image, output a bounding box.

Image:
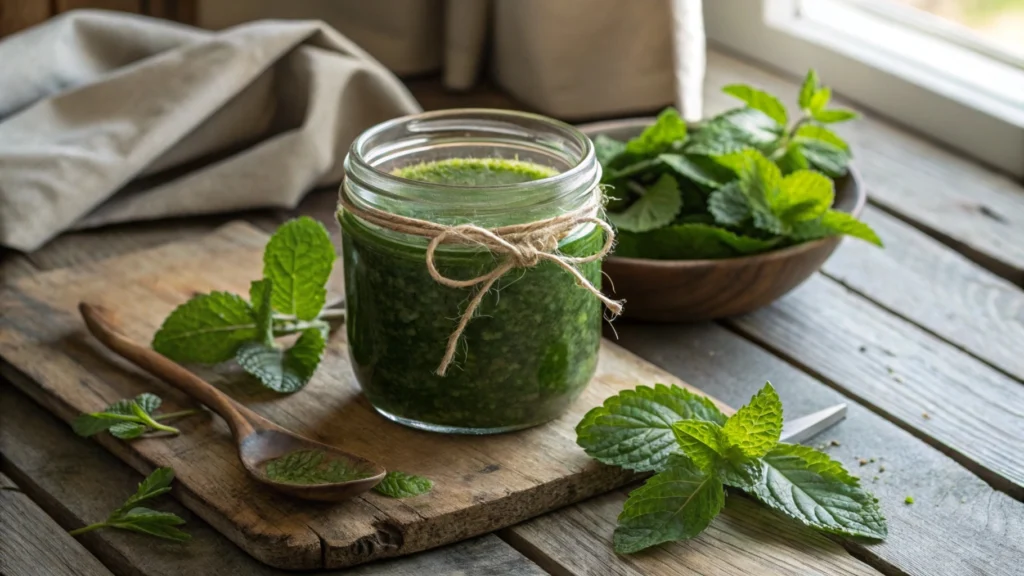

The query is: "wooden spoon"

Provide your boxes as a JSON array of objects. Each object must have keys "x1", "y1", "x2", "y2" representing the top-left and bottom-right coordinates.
[{"x1": 79, "y1": 302, "x2": 386, "y2": 502}]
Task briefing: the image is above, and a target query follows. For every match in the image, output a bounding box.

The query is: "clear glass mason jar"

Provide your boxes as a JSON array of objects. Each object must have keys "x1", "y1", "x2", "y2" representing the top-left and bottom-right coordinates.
[{"x1": 338, "y1": 109, "x2": 605, "y2": 434}]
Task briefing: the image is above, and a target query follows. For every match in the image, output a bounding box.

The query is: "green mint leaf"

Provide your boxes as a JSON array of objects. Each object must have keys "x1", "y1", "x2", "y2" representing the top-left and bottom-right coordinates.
[
  {"x1": 263, "y1": 216, "x2": 335, "y2": 321},
  {"x1": 576, "y1": 383, "x2": 725, "y2": 473},
  {"x1": 236, "y1": 328, "x2": 325, "y2": 393},
  {"x1": 111, "y1": 507, "x2": 190, "y2": 542},
  {"x1": 752, "y1": 443, "x2": 886, "y2": 539},
  {"x1": 624, "y1": 108, "x2": 687, "y2": 157},
  {"x1": 808, "y1": 86, "x2": 832, "y2": 114},
  {"x1": 373, "y1": 471, "x2": 433, "y2": 498},
  {"x1": 672, "y1": 420, "x2": 726, "y2": 472},
  {"x1": 813, "y1": 108, "x2": 858, "y2": 124},
  {"x1": 722, "y1": 383, "x2": 783, "y2": 459},
  {"x1": 794, "y1": 125, "x2": 851, "y2": 177},
  {"x1": 795, "y1": 125, "x2": 849, "y2": 151},
  {"x1": 264, "y1": 449, "x2": 375, "y2": 485},
  {"x1": 606, "y1": 174, "x2": 682, "y2": 233},
  {"x1": 722, "y1": 84, "x2": 788, "y2": 126},
  {"x1": 658, "y1": 153, "x2": 730, "y2": 189},
  {"x1": 776, "y1": 170, "x2": 834, "y2": 223},
  {"x1": 71, "y1": 413, "x2": 122, "y2": 437},
  {"x1": 112, "y1": 467, "x2": 175, "y2": 518},
  {"x1": 798, "y1": 69, "x2": 820, "y2": 110},
  {"x1": 249, "y1": 279, "x2": 274, "y2": 346},
  {"x1": 707, "y1": 181, "x2": 750, "y2": 226},
  {"x1": 152, "y1": 292, "x2": 257, "y2": 363},
  {"x1": 687, "y1": 109, "x2": 782, "y2": 156},
  {"x1": 594, "y1": 134, "x2": 627, "y2": 166},
  {"x1": 614, "y1": 224, "x2": 780, "y2": 260},
  {"x1": 792, "y1": 210, "x2": 883, "y2": 246},
  {"x1": 613, "y1": 454, "x2": 725, "y2": 554},
  {"x1": 776, "y1": 143, "x2": 810, "y2": 175},
  {"x1": 107, "y1": 393, "x2": 162, "y2": 439},
  {"x1": 716, "y1": 458, "x2": 764, "y2": 490},
  {"x1": 715, "y1": 149, "x2": 786, "y2": 234}
]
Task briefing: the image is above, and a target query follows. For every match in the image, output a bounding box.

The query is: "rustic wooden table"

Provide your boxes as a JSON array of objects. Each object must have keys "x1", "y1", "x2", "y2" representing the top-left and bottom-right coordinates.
[{"x1": 2, "y1": 50, "x2": 1023, "y2": 576}]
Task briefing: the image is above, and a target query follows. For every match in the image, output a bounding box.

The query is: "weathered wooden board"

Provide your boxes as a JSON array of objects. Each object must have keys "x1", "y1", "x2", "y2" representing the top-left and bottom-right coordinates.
[
  {"x1": 822, "y1": 205, "x2": 1024, "y2": 383},
  {"x1": 594, "y1": 321, "x2": 1024, "y2": 576},
  {"x1": 704, "y1": 50, "x2": 1024, "y2": 286},
  {"x1": 724, "y1": 273, "x2": 1024, "y2": 500},
  {"x1": 0, "y1": 221, "x2": 732, "y2": 570},
  {"x1": 0, "y1": 472, "x2": 116, "y2": 576},
  {"x1": 0, "y1": 385, "x2": 547, "y2": 576}
]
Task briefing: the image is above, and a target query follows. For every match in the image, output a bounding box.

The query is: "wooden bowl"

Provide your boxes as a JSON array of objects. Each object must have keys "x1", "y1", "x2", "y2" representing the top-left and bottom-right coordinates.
[{"x1": 578, "y1": 118, "x2": 866, "y2": 322}]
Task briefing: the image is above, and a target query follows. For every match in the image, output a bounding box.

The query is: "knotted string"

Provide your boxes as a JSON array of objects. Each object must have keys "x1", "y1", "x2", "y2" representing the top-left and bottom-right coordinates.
[{"x1": 338, "y1": 186, "x2": 623, "y2": 376}]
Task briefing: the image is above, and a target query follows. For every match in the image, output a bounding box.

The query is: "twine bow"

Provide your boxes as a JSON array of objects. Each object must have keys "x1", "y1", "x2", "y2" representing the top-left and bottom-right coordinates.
[{"x1": 338, "y1": 186, "x2": 623, "y2": 376}]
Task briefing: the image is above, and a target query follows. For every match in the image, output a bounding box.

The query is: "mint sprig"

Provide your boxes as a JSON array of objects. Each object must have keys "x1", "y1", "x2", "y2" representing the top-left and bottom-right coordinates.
[
  {"x1": 373, "y1": 471, "x2": 434, "y2": 499},
  {"x1": 152, "y1": 217, "x2": 336, "y2": 393},
  {"x1": 69, "y1": 467, "x2": 189, "y2": 542},
  {"x1": 577, "y1": 382, "x2": 887, "y2": 554},
  {"x1": 72, "y1": 393, "x2": 200, "y2": 439}
]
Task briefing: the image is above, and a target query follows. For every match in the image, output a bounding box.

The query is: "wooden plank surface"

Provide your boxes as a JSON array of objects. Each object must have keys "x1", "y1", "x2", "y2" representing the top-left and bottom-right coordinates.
[
  {"x1": 823, "y1": 206, "x2": 1024, "y2": 383},
  {"x1": 704, "y1": 50, "x2": 1024, "y2": 286},
  {"x1": 604, "y1": 321, "x2": 1024, "y2": 576},
  {"x1": 0, "y1": 0, "x2": 51, "y2": 36},
  {"x1": 724, "y1": 273, "x2": 1024, "y2": 499},
  {"x1": 1, "y1": 222, "x2": 741, "y2": 570},
  {"x1": 0, "y1": 385, "x2": 548, "y2": 576},
  {"x1": 0, "y1": 472, "x2": 116, "y2": 576}
]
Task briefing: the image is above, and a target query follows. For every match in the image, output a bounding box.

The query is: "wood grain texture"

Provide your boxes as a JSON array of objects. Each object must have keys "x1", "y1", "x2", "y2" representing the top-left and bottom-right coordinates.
[
  {"x1": 0, "y1": 0, "x2": 50, "y2": 36},
  {"x1": 55, "y1": 0, "x2": 139, "y2": 13},
  {"x1": 0, "y1": 222, "x2": 729, "y2": 570},
  {"x1": 0, "y1": 473, "x2": 116, "y2": 576},
  {"x1": 608, "y1": 321, "x2": 1024, "y2": 576},
  {"x1": 823, "y1": 206, "x2": 1024, "y2": 383},
  {"x1": 704, "y1": 50, "x2": 1024, "y2": 286},
  {"x1": 724, "y1": 274, "x2": 1024, "y2": 499},
  {"x1": 0, "y1": 386, "x2": 548, "y2": 576}
]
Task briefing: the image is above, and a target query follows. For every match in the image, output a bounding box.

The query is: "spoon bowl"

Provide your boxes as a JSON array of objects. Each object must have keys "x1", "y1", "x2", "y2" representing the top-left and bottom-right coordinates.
[{"x1": 79, "y1": 302, "x2": 386, "y2": 502}]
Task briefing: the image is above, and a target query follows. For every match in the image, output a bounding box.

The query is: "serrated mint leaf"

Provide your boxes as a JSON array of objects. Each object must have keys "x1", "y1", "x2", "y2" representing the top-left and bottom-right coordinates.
[
  {"x1": 722, "y1": 383, "x2": 783, "y2": 459},
  {"x1": 776, "y1": 170, "x2": 834, "y2": 223},
  {"x1": 249, "y1": 279, "x2": 274, "y2": 346},
  {"x1": 798, "y1": 69, "x2": 819, "y2": 110},
  {"x1": 717, "y1": 458, "x2": 764, "y2": 490},
  {"x1": 606, "y1": 174, "x2": 682, "y2": 233},
  {"x1": 672, "y1": 420, "x2": 726, "y2": 472},
  {"x1": 794, "y1": 124, "x2": 851, "y2": 177},
  {"x1": 264, "y1": 449, "x2": 375, "y2": 485},
  {"x1": 813, "y1": 108, "x2": 858, "y2": 123},
  {"x1": 753, "y1": 443, "x2": 886, "y2": 539},
  {"x1": 792, "y1": 210, "x2": 882, "y2": 247},
  {"x1": 111, "y1": 507, "x2": 190, "y2": 541},
  {"x1": 707, "y1": 181, "x2": 750, "y2": 226},
  {"x1": 722, "y1": 84, "x2": 788, "y2": 126},
  {"x1": 613, "y1": 454, "x2": 725, "y2": 554},
  {"x1": 796, "y1": 125, "x2": 849, "y2": 151},
  {"x1": 658, "y1": 154, "x2": 729, "y2": 189},
  {"x1": 594, "y1": 134, "x2": 627, "y2": 166},
  {"x1": 263, "y1": 216, "x2": 334, "y2": 321},
  {"x1": 687, "y1": 109, "x2": 782, "y2": 156},
  {"x1": 715, "y1": 149, "x2": 786, "y2": 234},
  {"x1": 624, "y1": 108, "x2": 687, "y2": 156},
  {"x1": 808, "y1": 86, "x2": 832, "y2": 114},
  {"x1": 113, "y1": 467, "x2": 175, "y2": 518},
  {"x1": 614, "y1": 224, "x2": 779, "y2": 260},
  {"x1": 108, "y1": 394, "x2": 161, "y2": 439},
  {"x1": 374, "y1": 471, "x2": 433, "y2": 498},
  {"x1": 576, "y1": 383, "x2": 726, "y2": 473},
  {"x1": 72, "y1": 412, "x2": 122, "y2": 437},
  {"x1": 152, "y1": 292, "x2": 257, "y2": 363},
  {"x1": 236, "y1": 328, "x2": 325, "y2": 393},
  {"x1": 776, "y1": 143, "x2": 810, "y2": 174}
]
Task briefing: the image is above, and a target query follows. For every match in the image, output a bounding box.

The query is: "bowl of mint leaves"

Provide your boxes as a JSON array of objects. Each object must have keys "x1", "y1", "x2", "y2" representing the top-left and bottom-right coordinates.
[{"x1": 581, "y1": 70, "x2": 881, "y2": 322}]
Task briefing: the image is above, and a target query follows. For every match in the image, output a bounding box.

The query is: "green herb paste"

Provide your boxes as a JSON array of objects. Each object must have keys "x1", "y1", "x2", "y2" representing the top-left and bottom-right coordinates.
[
  {"x1": 339, "y1": 158, "x2": 603, "y2": 431},
  {"x1": 262, "y1": 449, "x2": 374, "y2": 485}
]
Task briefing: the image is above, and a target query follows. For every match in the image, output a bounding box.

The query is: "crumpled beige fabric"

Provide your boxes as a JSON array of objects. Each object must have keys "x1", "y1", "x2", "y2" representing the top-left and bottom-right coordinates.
[{"x1": 0, "y1": 9, "x2": 421, "y2": 252}]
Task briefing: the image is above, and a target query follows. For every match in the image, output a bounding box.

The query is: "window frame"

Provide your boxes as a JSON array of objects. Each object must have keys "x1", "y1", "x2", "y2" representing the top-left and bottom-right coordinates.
[{"x1": 703, "y1": 0, "x2": 1024, "y2": 178}]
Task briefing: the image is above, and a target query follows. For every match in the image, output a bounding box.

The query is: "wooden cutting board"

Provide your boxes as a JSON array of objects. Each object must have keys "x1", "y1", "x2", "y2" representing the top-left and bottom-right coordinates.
[{"x1": 0, "y1": 222, "x2": 733, "y2": 570}]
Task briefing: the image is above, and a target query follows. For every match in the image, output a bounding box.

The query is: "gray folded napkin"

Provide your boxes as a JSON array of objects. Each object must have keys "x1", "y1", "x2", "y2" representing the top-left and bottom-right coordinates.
[{"x1": 0, "y1": 9, "x2": 421, "y2": 252}]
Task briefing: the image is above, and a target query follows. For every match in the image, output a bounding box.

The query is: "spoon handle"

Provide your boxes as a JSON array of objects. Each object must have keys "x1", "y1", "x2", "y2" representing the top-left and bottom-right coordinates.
[{"x1": 79, "y1": 302, "x2": 256, "y2": 440}]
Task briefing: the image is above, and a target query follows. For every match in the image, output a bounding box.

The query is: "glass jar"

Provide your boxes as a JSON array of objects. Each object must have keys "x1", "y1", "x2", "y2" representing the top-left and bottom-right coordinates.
[{"x1": 338, "y1": 109, "x2": 606, "y2": 435}]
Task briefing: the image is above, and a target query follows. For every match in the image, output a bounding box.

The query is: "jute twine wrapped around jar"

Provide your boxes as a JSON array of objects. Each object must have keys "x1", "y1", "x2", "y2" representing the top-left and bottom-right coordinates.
[{"x1": 338, "y1": 186, "x2": 623, "y2": 376}]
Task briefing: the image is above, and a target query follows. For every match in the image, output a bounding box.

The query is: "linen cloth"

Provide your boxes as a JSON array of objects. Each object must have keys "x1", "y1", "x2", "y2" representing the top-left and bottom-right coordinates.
[{"x1": 0, "y1": 10, "x2": 421, "y2": 251}]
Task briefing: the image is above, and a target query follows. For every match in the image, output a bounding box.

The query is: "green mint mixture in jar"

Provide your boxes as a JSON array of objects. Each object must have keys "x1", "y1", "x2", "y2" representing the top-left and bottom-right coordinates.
[{"x1": 339, "y1": 110, "x2": 608, "y2": 434}]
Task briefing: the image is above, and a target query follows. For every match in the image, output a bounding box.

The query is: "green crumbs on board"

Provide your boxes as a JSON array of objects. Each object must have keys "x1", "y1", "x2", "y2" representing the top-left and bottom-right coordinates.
[
  {"x1": 341, "y1": 155, "x2": 604, "y2": 431},
  {"x1": 393, "y1": 157, "x2": 558, "y2": 186},
  {"x1": 263, "y1": 449, "x2": 374, "y2": 485}
]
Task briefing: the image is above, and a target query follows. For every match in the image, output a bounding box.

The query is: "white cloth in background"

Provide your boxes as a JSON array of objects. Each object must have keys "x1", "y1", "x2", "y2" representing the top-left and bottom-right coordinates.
[{"x1": 0, "y1": 10, "x2": 420, "y2": 251}]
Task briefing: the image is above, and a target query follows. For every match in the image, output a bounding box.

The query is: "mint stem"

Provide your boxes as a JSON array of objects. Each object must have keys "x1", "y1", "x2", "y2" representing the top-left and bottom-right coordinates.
[
  {"x1": 153, "y1": 409, "x2": 202, "y2": 422},
  {"x1": 69, "y1": 522, "x2": 108, "y2": 536},
  {"x1": 130, "y1": 403, "x2": 179, "y2": 434}
]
